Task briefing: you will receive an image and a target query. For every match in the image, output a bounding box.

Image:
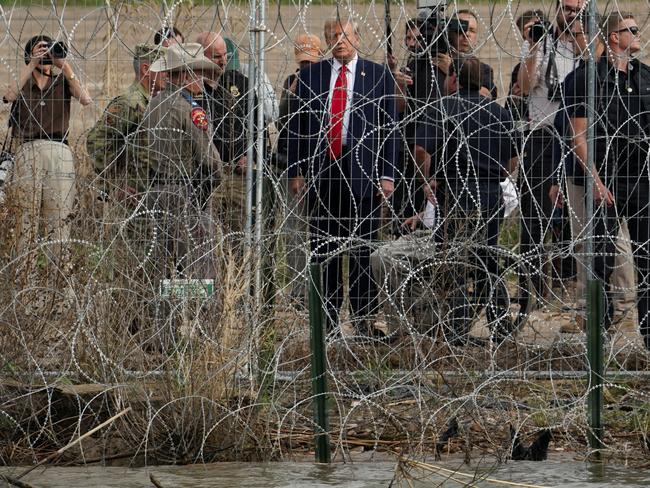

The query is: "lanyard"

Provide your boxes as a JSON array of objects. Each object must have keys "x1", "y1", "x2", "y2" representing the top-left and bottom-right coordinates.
[{"x1": 180, "y1": 90, "x2": 200, "y2": 107}]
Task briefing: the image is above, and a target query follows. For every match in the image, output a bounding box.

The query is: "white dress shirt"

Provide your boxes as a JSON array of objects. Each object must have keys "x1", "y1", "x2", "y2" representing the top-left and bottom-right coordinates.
[{"x1": 329, "y1": 54, "x2": 357, "y2": 145}]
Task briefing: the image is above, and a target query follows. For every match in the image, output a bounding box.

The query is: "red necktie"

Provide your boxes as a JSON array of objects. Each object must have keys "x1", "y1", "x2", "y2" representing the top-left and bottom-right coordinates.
[{"x1": 329, "y1": 64, "x2": 347, "y2": 159}]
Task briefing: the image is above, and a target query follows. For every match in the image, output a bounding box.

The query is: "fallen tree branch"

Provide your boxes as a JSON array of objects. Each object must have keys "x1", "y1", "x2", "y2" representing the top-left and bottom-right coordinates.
[
  {"x1": 149, "y1": 474, "x2": 166, "y2": 488},
  {"x1": 15, "y1": 407, "x2": 132, "y2": 481},
  {"x1": 1, "y1": 475, "x2": 39, "y2": 488}
]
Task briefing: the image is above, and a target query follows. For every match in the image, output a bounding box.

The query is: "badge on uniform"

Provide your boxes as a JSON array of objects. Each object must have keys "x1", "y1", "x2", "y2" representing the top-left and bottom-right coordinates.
[
  {"x1": 230, "y1": 85, "x2": 240, "y2": 97},
  {"x1": 191, "y1": 106, "x2": 209, "y2": 131}
]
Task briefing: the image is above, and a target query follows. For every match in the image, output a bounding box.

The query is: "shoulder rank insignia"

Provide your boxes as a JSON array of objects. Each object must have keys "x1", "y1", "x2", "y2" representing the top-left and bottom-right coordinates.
[
  {"x1": 191, "y1": 106, "x2": 209, "y2": 132},
  {"x1": 230, "y1": 85, "x2": 240, "y2": 97}
]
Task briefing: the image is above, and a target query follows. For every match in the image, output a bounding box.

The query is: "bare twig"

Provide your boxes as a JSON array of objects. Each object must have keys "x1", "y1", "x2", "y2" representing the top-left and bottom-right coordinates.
[{"x1": 15, "y1": 407, "x2": 132, "y2": 481}]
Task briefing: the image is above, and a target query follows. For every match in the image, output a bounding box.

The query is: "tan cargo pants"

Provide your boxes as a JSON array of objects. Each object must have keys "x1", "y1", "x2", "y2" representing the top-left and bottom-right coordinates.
[
  {"x1": 565, "y1": 179, "x2": 636, "y2": 317},
  {"x1": 11, "y1": 140, "x2": 76, "y2": 253}
]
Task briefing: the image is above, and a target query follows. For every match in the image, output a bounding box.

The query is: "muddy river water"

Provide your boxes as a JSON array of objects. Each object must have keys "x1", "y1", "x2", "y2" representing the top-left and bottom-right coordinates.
[{"x1": 2, "y1": 456, "x2": 650, "y2": 487}]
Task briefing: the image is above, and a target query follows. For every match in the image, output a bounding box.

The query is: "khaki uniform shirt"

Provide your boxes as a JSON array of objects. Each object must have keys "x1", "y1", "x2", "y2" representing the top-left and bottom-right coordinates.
[
  {"x1": 86, "y1": 81, "x2": 150, "y2": 188},
  {"x1": 140, "y1": 85, "x2": 221, "y2": 187}
]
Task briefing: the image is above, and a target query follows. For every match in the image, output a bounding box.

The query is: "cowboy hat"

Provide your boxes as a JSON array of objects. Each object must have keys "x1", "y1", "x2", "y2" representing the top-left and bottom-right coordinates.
[{"x1": 149, "y1": 42, "x2": 216, "y2": 73}]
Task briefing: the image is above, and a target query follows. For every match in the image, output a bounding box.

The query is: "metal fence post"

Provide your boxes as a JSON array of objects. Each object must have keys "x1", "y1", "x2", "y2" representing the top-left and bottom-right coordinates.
[
  {"x1": 309, "y1": 263, "x2": 331, "y2": 463},
  {"x1": 585, "y1": 0, "x2": 603, "y2": 453}
]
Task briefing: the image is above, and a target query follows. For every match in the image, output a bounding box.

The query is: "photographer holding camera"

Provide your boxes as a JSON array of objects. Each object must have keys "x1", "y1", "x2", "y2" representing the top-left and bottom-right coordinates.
[
  {"x1": 449, "y1": 10, "x2": 497, "y2": 99},
  {"x1": 516, "y1": 0, "x2": 582, "y2": 302},
  {"x1": 397, "y1": 10, "x2": 464, "y2": 227},
  {"x1": 2, "y1": 35, "x2": 91, "y2": 256}
]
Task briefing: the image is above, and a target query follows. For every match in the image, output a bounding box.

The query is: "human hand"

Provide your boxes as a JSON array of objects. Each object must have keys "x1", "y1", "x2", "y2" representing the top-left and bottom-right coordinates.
[
  {"x1": 290, "y1": 176, "x2": 306, "y2": 196},
  {"x1": 479, "y1": 86, "x2": 492, "y2": 99},
  {"x1": 387, "y1": 53, "x2": 399, "y2": 72},
  {"x1": 548, "y1": 184, "x2": 563, "y2": 208},
  {"x1": 432, "y1": 53, "x2": 452, "y2": 75},
  {"x1": 403, "y1": 212, "x2": 424, "y2": 231},
  {"x1": 422, "y1": 179, "x2": 437, "y2": 204},
  {"x1": 511, "y1": 82, "x2": 522, "y2": 97},
  {"x1": 377, "y1": 179, "x2": 394, "y2": 200},
  {"x1": 29, "y1": 42, "x2": 49, "y2": 67},
  {"x1": 52, "y1": 56, "x2": 68, "y2": 70},
  {"x1": 523, "y1": 21, "x2": 543, "y2": 50},
  {"x1": 234, "y1": 156, "x2": 247, "y2": 175},
  {"x1": 595, "y1": 178, "x2": 614, "y2": 207},
  {"x1": 393, "y1": 69, "x2": 413, "y2": 88}
]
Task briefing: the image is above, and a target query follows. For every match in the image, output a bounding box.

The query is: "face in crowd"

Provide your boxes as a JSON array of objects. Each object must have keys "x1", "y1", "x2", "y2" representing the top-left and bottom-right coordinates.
[
  {"x1": 204, "y1": 37, "x2": 228, "y2": 70},
  {"x1": 162, "y1": 34, "x2": 183, "y2": 47},
  {"x1": 454, "y1": 12, "x2": 479, "y2": 53},
  {"x1": 557, "y1": 0, "x2": 584, "y2": 32},
  {"x1": 404, "y1": 23, "x2": 422, "y2": 53},
  {"x1": 610, "y1": 17, "x2": 642, "y2": 55},
  {"x1": 570, "y1": 18, "x2": 588, "y2": 56},
  {"x1": 327, "y1": 21, "x2": 359, "y2": 63}
]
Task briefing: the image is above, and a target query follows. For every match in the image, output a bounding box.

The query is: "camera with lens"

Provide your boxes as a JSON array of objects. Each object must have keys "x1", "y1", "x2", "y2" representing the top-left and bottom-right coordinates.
[
  {"x1": 528, "y1": 20, "x2": 552, "y2": 43},
  {"x1": 40, "y1": 41, "x2": 68, "y2": 65},
  {"x1": 416, "y1": 0, "x2": 469, "y2": 54}
]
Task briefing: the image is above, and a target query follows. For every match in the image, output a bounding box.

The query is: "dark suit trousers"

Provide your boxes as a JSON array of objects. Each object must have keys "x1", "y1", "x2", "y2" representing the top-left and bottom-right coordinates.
[
  {"x1": 437, "y1": 180, "x2": 506, "y2": 339},
  {"x1": 519, "y1": 129, "x2": 575, "y2": 299},
  {"x1": 308, "y1": 155, "x2": 380, "y2": 329}
]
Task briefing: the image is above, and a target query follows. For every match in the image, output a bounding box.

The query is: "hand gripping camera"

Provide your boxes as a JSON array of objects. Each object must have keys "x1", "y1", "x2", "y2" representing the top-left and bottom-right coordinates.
[
  {"x1": 25, "y1": 40, "x2": 68, "y2": 65},
  {"x1": 41, "y1": 41, "x2": 68, "y2": 65}
]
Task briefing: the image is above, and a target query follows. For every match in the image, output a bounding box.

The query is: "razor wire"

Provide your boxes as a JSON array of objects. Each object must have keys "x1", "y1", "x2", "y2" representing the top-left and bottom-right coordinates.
[{"x1": 0, "y1": 0, "x2": 649, "y2": 475}]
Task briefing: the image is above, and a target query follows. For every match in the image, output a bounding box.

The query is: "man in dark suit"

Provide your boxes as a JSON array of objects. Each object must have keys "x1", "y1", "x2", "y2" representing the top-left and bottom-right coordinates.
[{"x1": 287, "y1": 20, "x2": 397, "y2": 337}]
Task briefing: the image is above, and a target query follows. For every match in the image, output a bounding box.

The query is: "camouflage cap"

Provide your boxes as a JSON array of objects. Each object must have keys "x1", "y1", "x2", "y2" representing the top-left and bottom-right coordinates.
[{"x1": 133, "y1": 43, "x2": 165, "y2": 63}]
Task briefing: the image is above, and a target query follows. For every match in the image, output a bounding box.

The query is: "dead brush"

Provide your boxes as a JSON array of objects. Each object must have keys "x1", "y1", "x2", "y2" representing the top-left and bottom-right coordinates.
[{"x1": 101, "y1": 238, "x2": 269, "y2": 463}]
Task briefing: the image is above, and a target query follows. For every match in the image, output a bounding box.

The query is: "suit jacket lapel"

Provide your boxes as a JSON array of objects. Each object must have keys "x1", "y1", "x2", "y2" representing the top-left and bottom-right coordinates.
[
  {"x1": 352, "y1": 57, "x2": 365, "y2": 105},
  {"x1": 321, "y1": 60, "x2": 332, "y2": 96}
]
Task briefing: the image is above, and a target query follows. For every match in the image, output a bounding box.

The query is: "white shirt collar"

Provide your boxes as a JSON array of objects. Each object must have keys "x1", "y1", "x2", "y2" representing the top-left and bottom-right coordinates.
[{"x1": 332, "y1": 53, "x2": 358, "y2": 76}]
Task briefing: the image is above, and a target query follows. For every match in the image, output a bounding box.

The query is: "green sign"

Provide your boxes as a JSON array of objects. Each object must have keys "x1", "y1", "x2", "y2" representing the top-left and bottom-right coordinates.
[{"x1": 160, "y1": 279, "x2": 215, "y2": 298}]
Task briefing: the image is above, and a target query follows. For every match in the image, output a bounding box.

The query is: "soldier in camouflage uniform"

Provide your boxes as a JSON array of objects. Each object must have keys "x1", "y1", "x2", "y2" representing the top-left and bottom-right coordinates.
[{"x1": 86, "y1": 44, "x2": 167, "y2": 199}]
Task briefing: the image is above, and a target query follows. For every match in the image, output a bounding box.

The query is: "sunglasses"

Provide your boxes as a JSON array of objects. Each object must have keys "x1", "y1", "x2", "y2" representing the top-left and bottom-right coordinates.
[{"x1": 614, "y1": 26, "x2": 640, "y2": 35}]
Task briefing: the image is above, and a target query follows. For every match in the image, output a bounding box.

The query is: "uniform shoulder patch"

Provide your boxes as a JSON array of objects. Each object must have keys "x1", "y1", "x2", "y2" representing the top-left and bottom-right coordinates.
[
  {"x1": 191, "y1": 106, "x2": 209, "y2": 132},
  {"x1": 230, "y1": 85, "x2": 240, "y2": 97}
]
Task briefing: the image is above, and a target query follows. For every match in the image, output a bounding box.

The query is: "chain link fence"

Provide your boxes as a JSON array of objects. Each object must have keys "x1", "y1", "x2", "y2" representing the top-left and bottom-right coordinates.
[{"x1": 0, "y1": 0, "x2": 649, "y2": 472}]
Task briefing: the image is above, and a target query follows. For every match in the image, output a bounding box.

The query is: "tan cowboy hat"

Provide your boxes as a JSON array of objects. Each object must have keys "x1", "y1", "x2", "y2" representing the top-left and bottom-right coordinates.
[{"x1": 149, "y1": 42, "x2": 215, "y2": 72}]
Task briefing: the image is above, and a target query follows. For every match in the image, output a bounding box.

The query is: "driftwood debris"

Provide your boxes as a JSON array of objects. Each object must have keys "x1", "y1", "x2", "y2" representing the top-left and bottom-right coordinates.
[
  {"x1": 14, "y1": 407, "x2": 132, "y2": 481},
  {"x1": 149, "y1": 474, "x2": 166, "y2": 488},
  {"x1": 1, "y1": 475, "x2": 39, "y2": 488}
]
